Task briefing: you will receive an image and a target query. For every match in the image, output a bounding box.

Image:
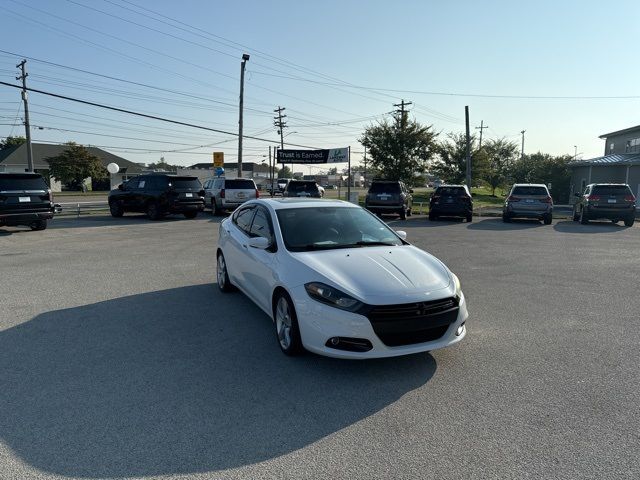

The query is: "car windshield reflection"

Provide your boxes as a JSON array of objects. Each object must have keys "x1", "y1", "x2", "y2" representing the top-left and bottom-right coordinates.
[{"x1": 275, "y1": 206, "x2": 403, "y2": 252}]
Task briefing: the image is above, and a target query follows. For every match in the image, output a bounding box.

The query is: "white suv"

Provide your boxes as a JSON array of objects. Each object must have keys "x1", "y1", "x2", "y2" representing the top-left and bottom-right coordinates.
[{"x1": 203, "y1": 177, "x2": 258, "y2": 215}]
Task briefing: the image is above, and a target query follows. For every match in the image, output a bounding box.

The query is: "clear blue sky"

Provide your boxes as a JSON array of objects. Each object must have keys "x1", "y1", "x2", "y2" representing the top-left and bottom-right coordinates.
[{"x1": 1, "y1": 0, "x2": 639, "y2": 171}]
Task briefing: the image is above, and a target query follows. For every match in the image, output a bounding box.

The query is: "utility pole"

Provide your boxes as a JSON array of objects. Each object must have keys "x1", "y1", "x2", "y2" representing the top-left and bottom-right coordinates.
[
  {"x1": 273, "y1": 106, "x2": 288, "y2": 177},
  {"x1": 393, "y1": 99, "x2": 412, "y2": 170},
  {"x1": 520, "y1": 130, "x2": 526, "y2": 160},
  {"x1": 465, "y1": 106, "x2": 471, "y2": 188},
  {"x1": 475, "y1": 120, "x2": 488, "y2": 150},
  {"x1": 363, "y1": 145, "x2": 367, "y2": 188},
  {"x1": 237, "y1": 53, "x2": 250, "y2": 178},
  {"x1": 16, "y1": 60, "x2": 34, "y2": 172}
]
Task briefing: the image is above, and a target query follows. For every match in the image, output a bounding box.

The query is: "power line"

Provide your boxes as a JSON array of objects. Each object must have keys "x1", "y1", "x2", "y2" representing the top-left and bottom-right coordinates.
[{"x1": 0, "y1": 81, "x2": 318, "y2": 148}]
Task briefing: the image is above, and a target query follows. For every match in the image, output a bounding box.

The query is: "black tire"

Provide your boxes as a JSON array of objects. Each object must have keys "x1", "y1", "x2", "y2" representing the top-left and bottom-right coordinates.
[
  {"x1": 211, "y1": 199, "x2": 220, "y2": 216},
  {"x1": 399, "y1": 207, "x2": 407, "y2": 220},
  {"x1": 611, "y1": 219, "x2": 618, "y2": 224},
  {"x1": 109, "y1": 201, "x2": 124, "y2": 218},
  {"x1": 273, "y1": 291, "x2": 304, "y2": 356},
  {"x1": 579, "y1": 208, "x2": 589, "y2": 225},
  {"x1": 502, "y1": 214, "x2": 512, "y2": 223},
  {"x1": 543, "y1": 214, "x2": 552, "y2": 225},
  {"x1": 572, "y1": 208, "x2": 579, "y2": 221},
  {"x1": 407, "y1": 207, "x2": 412, "y2": 217},
  {"x1": 428, "y1": 212, "x2": 437, "y2": 221},
  {"x1": 146, "y1": 202, "x2": 161, "y2": 221},
  {"x1": 30, "y1": 219, "x2": 47, "y2": 231},
  {"x1": 624, "y1": 216, "x2": 635, "y2": 227},
  {"x1": 466, "y1": 214, "x2": 473, "y2": 223},
  {"x1": 216, "y1": 251, "x2": 234, "y2": 293},
  {"x1": 183, "y1": 210, "x2": 198, "y2": 219}
]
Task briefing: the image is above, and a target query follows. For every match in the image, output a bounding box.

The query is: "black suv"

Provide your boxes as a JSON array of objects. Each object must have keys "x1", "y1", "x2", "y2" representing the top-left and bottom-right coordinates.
[
  {"x1": 573, "y1": 183, "x2": 636, "y2": 226},
  {"x1": 364, "y1": 180, "x2": 413, "y2": 219},
  {"x1": 108, "y1": 174, "x2": 205, "y2": 220},
  {"x1": 429, "y1": 185, "x2": 473, "y2": 222},
  {"x1": 0, "y1": 172, "x2": 57, "y2": 231},
  {"x1": 283, "y1": 180, "x2": 322, "y2": 198}
]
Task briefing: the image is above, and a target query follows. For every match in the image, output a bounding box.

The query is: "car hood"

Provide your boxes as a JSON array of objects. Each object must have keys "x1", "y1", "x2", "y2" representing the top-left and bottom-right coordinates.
[{"x1": 291, "y1": 245, "x2": 452, "y2": 302}]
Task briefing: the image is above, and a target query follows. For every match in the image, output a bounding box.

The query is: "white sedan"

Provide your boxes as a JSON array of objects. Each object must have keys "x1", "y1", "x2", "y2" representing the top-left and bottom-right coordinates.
[{"x1": 216, "y1": 199, "x2": 468, "y2": 359}]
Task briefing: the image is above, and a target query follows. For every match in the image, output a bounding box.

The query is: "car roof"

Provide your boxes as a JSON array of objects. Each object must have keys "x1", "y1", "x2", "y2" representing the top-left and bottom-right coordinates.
[
  {"x1": 437, "y1": 184, "x2": 467, "y2": 188},
  {"x1": 0, "y1": 172, "x2": 42, "y2": 177},
  {"x1": 589, "y1": 183, "x2": 629, "y2": 186},
  {"x1": 250, "y1": 198, "x2": 357, "y2": 210},
  {"x1": 511, "y1": 183, "x2": 548, "y2": 187}
]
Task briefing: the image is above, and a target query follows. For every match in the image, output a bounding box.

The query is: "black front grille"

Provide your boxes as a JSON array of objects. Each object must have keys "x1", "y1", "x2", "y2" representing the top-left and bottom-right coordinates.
[{"x1": 363, "y1": 297, "x2": 459, "y2": 347}]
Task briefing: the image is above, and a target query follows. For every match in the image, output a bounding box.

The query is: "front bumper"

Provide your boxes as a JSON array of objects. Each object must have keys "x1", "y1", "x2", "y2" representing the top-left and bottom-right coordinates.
[{"x1": 291, "y1": 286, "x2": 469, "y2": 359}]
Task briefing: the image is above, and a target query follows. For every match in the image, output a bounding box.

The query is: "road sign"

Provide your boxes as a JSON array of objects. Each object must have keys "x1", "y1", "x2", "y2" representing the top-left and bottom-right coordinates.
[
  {"x1": 213, "y1": 152, "x2": 224, "y2": 167},
  {"x1": 276, "y1": 147, "x2": 348, "y2": 164}
]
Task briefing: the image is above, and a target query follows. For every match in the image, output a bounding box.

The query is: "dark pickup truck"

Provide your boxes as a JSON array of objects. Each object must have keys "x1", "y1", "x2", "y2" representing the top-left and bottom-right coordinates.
[{"x1": 0, "y1": 172, "x2": 58, "y2": 231}]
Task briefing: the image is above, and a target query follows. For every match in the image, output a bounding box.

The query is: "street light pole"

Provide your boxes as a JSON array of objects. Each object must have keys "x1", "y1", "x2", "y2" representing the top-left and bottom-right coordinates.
[{"x1": 237, "y1": 53, "x2": 250, "y2": 178}]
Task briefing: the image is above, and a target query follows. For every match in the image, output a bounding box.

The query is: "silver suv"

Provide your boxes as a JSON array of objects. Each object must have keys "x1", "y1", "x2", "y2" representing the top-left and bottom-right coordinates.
[
  {"x1": 503, "y1": 183, "x2": 553, "y2": 224},
  {"x1": 203, "y1": 177, "x2": 258, "y2": 215}
]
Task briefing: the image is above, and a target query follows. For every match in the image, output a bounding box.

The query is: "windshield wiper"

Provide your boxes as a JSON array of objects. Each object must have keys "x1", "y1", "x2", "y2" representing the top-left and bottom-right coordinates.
[{"x1": 354, "y1": 241, "x2": 398, "y2": 246}]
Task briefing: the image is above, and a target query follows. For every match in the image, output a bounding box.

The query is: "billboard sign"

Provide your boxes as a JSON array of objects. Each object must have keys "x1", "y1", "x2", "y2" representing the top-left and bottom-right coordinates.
[{"x1": 276, "y1": 147, "x2": 348, "y2": 164}]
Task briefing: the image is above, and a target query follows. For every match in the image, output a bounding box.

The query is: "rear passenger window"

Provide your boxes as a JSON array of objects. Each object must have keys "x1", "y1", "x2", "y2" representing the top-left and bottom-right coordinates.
[{"x1": 592, "y1": 185, "x2": 632, "y2": 196}]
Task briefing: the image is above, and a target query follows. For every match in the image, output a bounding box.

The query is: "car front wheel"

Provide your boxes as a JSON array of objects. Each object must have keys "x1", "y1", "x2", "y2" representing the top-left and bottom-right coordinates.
[
  {"x1": 580, "y1": 209, "x2": 589, "y2": 225},
  {"x1": 543, "y1": 214, "x2": 552, "y2": 225},
  {"x1": 216, "y1": 252, "x2": 234, "y2": 292},
  {"x1": 274, "y1": 292, "x2": 304, "y2": 356},
  {"x1": 146, "y1": 202, "x2": 161, "y2": 220},
  {"x1": 184, "y1": 211, "x2": 198, "y2": 219},
  {"x1": 30, "y1": 219, "x2": 47, "y2": 231},
  {"x1": 624, "y1": 215, "x2": 635, "y2": 227},
  {"x1": 399, "y1": 206, "x2": 407, "y2": 220},
  {"x1": 109, "y1": 201, "x2": 124, "y2": 217}
]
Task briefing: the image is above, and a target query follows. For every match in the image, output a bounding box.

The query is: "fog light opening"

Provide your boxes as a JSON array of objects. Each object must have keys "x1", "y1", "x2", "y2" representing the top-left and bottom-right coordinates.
[{"x1": 456, "y1": 323, "x2": 465, "y2": 336}]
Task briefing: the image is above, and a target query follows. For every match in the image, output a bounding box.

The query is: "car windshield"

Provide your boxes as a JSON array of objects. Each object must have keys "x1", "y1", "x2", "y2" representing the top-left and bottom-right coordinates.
[
  {"x1": 437, "y1": 187, "x2": 466, "y2": 196},
  {"x1": 225, "y1": 179, "x2": 255, "y2": 189},
  {"x1": 368, "y1": 182, "x2": 400, "y2": 194},
  {"x1": 512, "y1": 186, "x2": 548, "y2": 196},
  {"x1": 0, "y1": 175, "x2": 48, "y2": 191},
  {"x1": 592, "y1": 185, "x2": 632, "y2": 196},
  {"x1": 287, "y1": 182, "x2": 318, "y2": 193},
  {"x1": 276, "y1": 206, "x2": 403, "y2": 252},
  {"x1": 169, "y1": 177, "x2": 201, "y2": 189}
]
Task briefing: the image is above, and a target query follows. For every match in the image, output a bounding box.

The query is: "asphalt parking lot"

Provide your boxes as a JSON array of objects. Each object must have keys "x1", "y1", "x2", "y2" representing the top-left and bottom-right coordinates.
[{"x1": 1, "y1": 213, "x2": 639, "y2": 480}]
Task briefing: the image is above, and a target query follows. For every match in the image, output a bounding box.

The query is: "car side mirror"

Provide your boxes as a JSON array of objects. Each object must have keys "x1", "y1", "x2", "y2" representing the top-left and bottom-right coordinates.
[
  {"x1": 118, "y1": 184, "x2": 124, "y2": 190},
  {"x1": 248, "y1": 237, "x2": 270, "y2": 249},
  {"x1": 395, "y1": 230, "x2": 407, "y2": 240}
]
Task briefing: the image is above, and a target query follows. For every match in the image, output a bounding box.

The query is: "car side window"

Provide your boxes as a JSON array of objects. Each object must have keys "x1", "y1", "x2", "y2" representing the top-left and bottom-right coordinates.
[
  {"x1": 250, "y1": 207, "x2": 275, "y2": 245},
  {"x1": 214, "y1": 179, "x2": 223, "y2": 189},
  {"x1": 125, "y1": 178, "x2": 139, "y2": 189},
  {"x1": 584, "y1": 186, "x2": 591, "y2": 196},
  {"x1": 233, "y1": 206, "x2": 256, "y2": 234}
]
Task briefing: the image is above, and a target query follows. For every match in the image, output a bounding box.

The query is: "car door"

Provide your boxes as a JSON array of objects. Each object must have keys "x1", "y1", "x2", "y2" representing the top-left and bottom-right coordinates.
[
  {"x1": 242, "y1": 206, "x2": 277, "y2": 311},
  {"x1": 120, "y1": 177, "x2": 139, "y2": 210},
  {"x1": 224, "y1": 205, "x2": 256, "y2": 288}
]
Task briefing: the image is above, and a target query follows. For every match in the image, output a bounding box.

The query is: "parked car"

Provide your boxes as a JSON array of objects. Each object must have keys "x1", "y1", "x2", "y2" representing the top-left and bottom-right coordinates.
[
  {"x1": 572, "y1": 183, "x2": 636, "y2": 226},
  {"x1": 203, "y1": 177, "x2": 259, "y2": 215},
  {"x1": 503, "y1": 184, "x2": 553, "y2": 224},
  {"x1": 277, "y1": 178, "x2": 290, "y2": 193},
  {"x1": 108, "y1": 174, "x2": 205, "y2": 220},
  {"x1": 0, "y1": 172, "x2": 58, "y2": 231},
  {"x1": 429, "y1": 185, "x2": 473, "y2": 222},
  {"x1": 364, "y1": 179, "x2": 413, "y2": 219},
  {"x1": 216, "y1": 199, "x2": 468, "y2": 358},
  {"x1": 283, "y1": 180, "x2": 322, "y2": 198}
]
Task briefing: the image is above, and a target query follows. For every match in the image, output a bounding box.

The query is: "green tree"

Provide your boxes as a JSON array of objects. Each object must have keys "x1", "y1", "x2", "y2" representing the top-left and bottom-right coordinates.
[
  {"x1": 431, "y1": 133, "x2": 472, "y2": 184},
  {"x1": 0, "y1": 136, "x2": 26, "y2": 150},
  {"x1": 359, "y1": 112, "x2": 438, "y2": 185},
  {"x1": 278, "y1": 165, "x2": 292, "y2": 178},
  {"x1": 483, "y1": 138, "x2": 519, "y2": 195},
  {"x1": 507, "y1": 152, "x2": 572, "y2": 202},
  {"x1": 147, "y1": 158, "x2": 179, "y2": 172},
  {"x1": 46, "y1": 142, "x2": 107, "y2": 190}
]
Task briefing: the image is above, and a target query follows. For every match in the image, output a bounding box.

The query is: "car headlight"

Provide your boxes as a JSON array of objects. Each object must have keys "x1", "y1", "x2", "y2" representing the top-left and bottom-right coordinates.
[
  {"x1": 451, "y1": 273, "x2": 462, "y2": 297},
  {"x1": 304, "y1": 282, "x2": 364, "y2": 312}
]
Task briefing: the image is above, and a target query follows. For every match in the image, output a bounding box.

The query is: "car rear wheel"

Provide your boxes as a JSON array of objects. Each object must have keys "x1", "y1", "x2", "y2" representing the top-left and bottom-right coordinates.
[
  {"x1": 211, "y1": 199, "x2": 220, "y2": 216},
  {"x1": 146, "y1": 202, "x2": 161, "y2": 220},
  {"x1": 30, "y1": 219, "x2": 47, "y2": 231},
  {"x1": 183, "y1": 211, "x2": 198, "y2": 219},
  {"x1": 407, "y1": 207, "x2": 412, "y2": 217},
  {"x1": 274, "y1": 292, "x2": 304, "y2": 356},
  {"x1": 428, "y1": 212, "x2": 437, "y2": 221},
  {"x1": 466, "y1": 214, "x2": 473, "y2": 222},
  {"x1": 624, "y1": 216, "x2": 635, "y2": 227},
  {"x1": 502, "y1": 214, "x2": 511, "y2": 223},
  {"x1": 109, "y1": 201, "x2": 124, "y2": 217},
  {"x1": 572, "y1": 208, "x2": 579, "y2": 221},
  {"x1": 579, "y1": 209, "x2": 589, "y2": 225},
  {"x1": 216, "y1": 252, "x2": 234, "y2": 293},
  {"x1": 399, "y1": 207, "x2": 407, "y2": 220},
  {"x1": 543, "y1": 214, "x2": 552, "y2": 225}
]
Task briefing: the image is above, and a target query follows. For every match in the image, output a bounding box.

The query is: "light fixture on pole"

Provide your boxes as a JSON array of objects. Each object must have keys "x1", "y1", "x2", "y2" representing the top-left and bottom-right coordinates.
[{"x1": 237, "y1": 53, "x2": 250, "y2": 178}]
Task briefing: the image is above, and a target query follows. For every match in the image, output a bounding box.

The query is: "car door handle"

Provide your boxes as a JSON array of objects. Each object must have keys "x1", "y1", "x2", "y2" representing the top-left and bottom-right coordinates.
[{"x1": 242, "y1": 243, "x2": 248, "y2": 249}]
